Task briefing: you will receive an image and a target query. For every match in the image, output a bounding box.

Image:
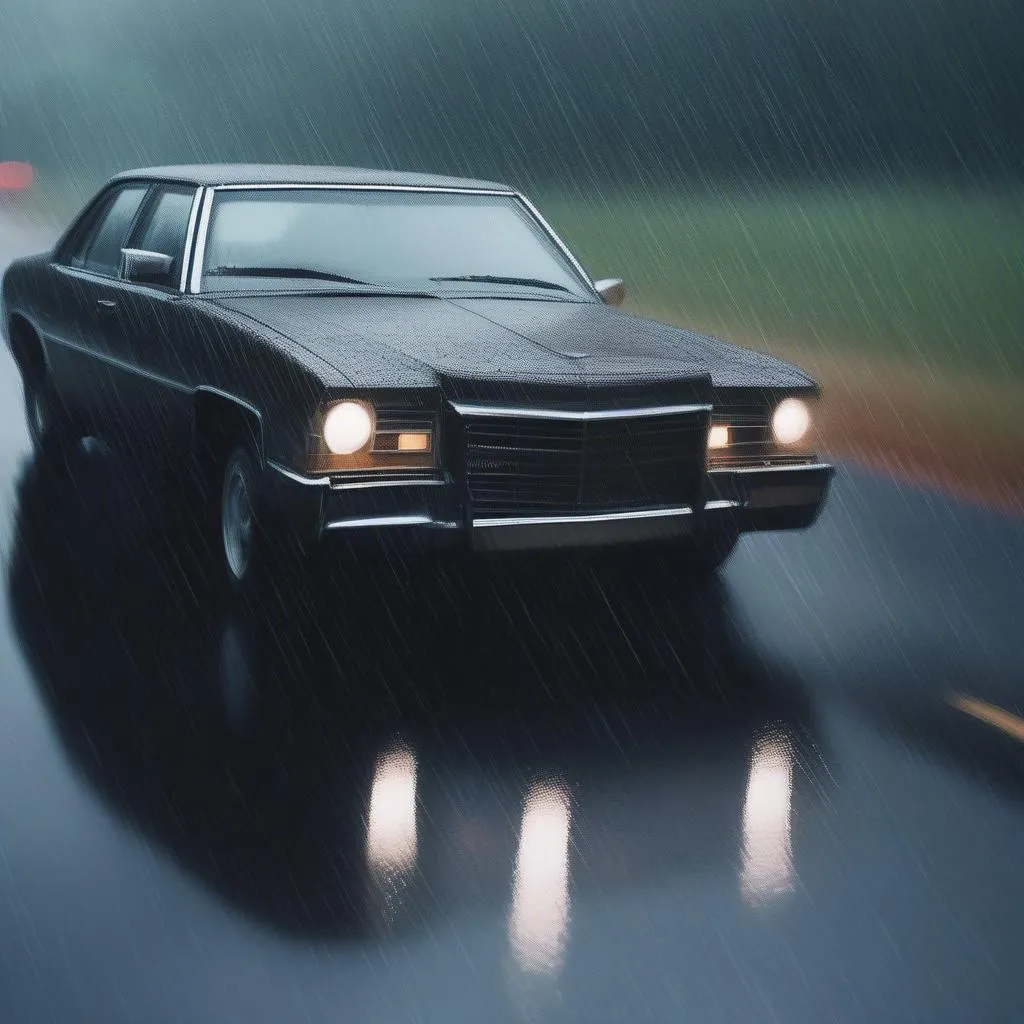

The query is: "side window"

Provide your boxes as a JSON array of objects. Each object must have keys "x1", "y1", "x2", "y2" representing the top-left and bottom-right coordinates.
[
  {"x1": 135, "y1": 188, "x2": 196, "y2": 284},
  {"x1": 69, "y1": 186, "x2": 148, "y2": 277}
]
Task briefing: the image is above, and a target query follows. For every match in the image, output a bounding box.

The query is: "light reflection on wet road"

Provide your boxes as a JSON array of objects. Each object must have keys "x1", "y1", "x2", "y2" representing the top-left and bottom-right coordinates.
[{"x1": 2, "y1": 228, "x2": 1023, "y2": 1022}]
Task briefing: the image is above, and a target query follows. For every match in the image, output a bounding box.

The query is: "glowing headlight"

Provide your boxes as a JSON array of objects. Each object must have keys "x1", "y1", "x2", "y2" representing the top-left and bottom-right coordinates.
[
  {"x1": 707, "y1": 424, "x2": 730, "y2": 450},
  {"x1": 323, "y1": 401, "x2": 374, "y2": 454},
  {"x1": 772, "y1": 398, "x2": 811, "y2": 446}
]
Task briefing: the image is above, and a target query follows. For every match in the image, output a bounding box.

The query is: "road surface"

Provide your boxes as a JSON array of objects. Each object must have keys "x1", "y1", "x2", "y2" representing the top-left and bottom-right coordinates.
[{"x1": 2, "y1": 219, "x2": 1023, "y2": 1023}]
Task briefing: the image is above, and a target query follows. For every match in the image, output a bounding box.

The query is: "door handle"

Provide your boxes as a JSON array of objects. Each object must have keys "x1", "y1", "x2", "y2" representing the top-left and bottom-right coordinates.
[{"x1": 96, "y1": 298, "x2": 117, "y2": 312}]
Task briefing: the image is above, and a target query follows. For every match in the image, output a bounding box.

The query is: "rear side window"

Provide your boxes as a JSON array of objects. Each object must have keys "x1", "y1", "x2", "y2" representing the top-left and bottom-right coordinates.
[
  {"x1": 70, "y1": 186, "x2": 148, "y2": 276},
  {"x1": 135, "y1": 187, "x2": 196, "y2": 283}
]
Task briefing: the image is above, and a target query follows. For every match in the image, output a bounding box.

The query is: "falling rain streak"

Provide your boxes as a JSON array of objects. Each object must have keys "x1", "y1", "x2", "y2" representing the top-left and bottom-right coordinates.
[
  {"x1": 740, "y1": 728, "x2": 796, "y2": 906},
  {"x1": 508, "y1": 779, "x2": 572, "y2": 977}
]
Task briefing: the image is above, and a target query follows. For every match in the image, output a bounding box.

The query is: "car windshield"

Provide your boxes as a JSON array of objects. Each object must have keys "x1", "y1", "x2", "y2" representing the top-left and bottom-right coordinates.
[{"x1": 201, "y1": 189, "x2": 593, "y2": 298}]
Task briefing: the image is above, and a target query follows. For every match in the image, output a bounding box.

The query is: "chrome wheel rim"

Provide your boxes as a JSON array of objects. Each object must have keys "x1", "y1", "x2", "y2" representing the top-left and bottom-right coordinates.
[{"x1": 222, "y1": 456, "x2": 254, "y2": 582}]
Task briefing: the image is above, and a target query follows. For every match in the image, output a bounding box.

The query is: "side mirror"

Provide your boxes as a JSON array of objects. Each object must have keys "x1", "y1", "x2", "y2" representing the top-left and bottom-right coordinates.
[
  {"x1": 120, "y1": 248, "x2": 174, "y2": 287},
  {"x1": 594, "y1": 278, "x2": 626, "y2": 307}
]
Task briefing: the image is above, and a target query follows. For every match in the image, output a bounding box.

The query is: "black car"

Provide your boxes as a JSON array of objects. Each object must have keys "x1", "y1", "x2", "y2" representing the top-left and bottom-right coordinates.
[{"x1": 1, "y1": 164, "x2": 833, "y2": 589}]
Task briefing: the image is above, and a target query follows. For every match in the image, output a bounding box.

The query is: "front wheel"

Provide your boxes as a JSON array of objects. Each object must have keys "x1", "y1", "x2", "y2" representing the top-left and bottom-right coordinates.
[
  {"x1": 24, "y1": 375, "x2": 75, "y2": 459},
  {"x1": 220, "y1": 446, "x2": 264, "y2": 591},
  {"x1": 215, "y1": 445, "x2": 308, "y2": 598}
]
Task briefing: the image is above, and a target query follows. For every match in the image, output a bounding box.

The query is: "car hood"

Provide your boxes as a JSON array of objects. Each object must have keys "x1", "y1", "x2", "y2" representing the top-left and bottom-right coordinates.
[{"x1": 210, "y1": 294, "x2": 814, "y2": 393}]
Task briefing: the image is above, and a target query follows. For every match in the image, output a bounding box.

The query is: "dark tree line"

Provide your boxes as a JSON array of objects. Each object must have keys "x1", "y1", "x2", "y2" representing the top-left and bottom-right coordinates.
[{"x1": 2, "y1": 0, "x2": 1021, "y2": 190}]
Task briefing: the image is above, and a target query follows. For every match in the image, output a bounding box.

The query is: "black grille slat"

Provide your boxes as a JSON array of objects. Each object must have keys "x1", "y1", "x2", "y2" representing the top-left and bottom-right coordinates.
[{"x1": 461, "y1": 408, "x2": 707, "y2": 518}]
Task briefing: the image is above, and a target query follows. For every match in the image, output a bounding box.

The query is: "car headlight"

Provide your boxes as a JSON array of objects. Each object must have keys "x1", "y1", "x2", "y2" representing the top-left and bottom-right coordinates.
[
  {"x1": 772, "y1": 398, "x2": 811, "y2": 445},
  {"x1": 323, "y1": 401, "x2": 375, "y2": 454}
]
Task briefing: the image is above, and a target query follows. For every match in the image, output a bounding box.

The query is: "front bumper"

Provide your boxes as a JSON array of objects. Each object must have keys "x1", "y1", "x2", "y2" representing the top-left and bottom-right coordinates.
[
  {"x1": 266, "y1": 460, "x2": 834, "y2": 554},
  {"x1": 705, "y1": 463, "x2": 835, "y2": 532}
]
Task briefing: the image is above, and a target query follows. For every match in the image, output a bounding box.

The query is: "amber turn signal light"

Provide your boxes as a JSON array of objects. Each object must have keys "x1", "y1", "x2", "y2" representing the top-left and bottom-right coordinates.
[{"x1": 397, "y1": 431, "x2": 431, "y2": 452}]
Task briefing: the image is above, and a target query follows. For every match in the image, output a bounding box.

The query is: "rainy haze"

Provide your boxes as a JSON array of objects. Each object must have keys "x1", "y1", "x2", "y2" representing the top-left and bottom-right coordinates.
[
  {"x1": 3, "y1": 3, "x2": 1024, "y2": 1022},
  {"x1": 2, "y1": 0, "x2": 1021, "y2": 188}
]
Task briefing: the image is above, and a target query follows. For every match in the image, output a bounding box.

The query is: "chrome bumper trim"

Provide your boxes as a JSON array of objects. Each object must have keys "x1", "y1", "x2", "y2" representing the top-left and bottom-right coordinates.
[
  {"x1": 709, "y1": 462, "x2": 830, "y2": 476},
  {"x1": 473, "y1": 506, "x2": 693, "y2": 528},
  {"x1": 450, "y1": 402, "x2": 712, "y2": 421},
  {"x1": 268, "y1": 462, "x2": 445, "y2": 491},
  {"x1": 471, "y1": 506, "x2": 695, "y2": 552},
  {"x1": 324, "y1": 514, "x2": 457, "y2": 531},
  {"x1": 267, "y1": 461, "x2": 331, "y2": 487},
  {"x1": 329, "y1": 477, "x2": 446, "y2": 491}
]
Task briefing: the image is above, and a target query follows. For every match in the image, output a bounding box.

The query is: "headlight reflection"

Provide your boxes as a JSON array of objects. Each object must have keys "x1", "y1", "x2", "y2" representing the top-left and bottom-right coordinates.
[
  {"x1": 508, "y1": 779, "x2": 572, "y2": 977},
  {"x1": 740, "y1": 728, "x2": 796, "y2": 906},
  {"x1": 366, "y1": 744, "x2": 418, "y2": 922}
]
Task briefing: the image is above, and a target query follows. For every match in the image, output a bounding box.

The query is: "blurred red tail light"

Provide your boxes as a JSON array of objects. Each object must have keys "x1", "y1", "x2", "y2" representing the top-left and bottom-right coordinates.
[{"x1": 0, "y1": 162, "x2": 34, "y2": 191}]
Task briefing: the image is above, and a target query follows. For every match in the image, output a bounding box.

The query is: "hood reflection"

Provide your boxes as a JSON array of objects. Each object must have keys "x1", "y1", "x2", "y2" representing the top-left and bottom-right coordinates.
[
  {"x1": 740, "y1": 728, "x2": 796, "y2": 905},
  {"x1": 508, "y1": 779, "x2": 572, "y2": 977}
]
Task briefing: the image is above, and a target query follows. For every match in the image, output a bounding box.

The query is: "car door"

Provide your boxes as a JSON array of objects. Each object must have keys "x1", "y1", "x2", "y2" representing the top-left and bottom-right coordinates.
[
  {"x1": 46, "y1": 183, "x2": 150, "y2": 435},
  {"x1": 93, "y1": 184, "x2": 201, "y2": 457}
]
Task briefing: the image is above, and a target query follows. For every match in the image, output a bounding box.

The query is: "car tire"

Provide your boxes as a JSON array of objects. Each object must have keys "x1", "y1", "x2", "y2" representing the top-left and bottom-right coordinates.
[
  {"x1": 23, "y1": 374, "x2": 75, "y2": 459},
  {"x1": 214, "y1": 443, "x2": 312, "y2": 601},
  {"x1": 218, "y1": 445, "x2": 267, "y2": 594}
]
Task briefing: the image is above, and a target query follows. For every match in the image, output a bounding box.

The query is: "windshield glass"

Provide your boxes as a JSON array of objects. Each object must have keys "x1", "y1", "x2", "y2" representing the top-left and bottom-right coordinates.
[{"x1": 201, "y1": 189, "x2": 593, "y2": 298}]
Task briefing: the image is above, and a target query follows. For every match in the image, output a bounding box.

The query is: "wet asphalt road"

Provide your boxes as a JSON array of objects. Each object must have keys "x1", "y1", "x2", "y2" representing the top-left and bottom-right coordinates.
[{"x1": 2, "y1": 225, "x2": 1024, "y2": 1023}]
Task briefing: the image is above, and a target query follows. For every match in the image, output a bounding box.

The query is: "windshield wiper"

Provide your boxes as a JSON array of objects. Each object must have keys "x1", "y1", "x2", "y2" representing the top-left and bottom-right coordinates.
[
  {"x1": 208, "y1": 266, "x2": 371, "y2": 285},
  {"x1": 430, "y1": 274, "x2": 573, "y2": 293}
]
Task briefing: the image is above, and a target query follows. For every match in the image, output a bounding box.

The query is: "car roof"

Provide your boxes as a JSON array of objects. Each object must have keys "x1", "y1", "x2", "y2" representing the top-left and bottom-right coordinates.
[{"x1": 109, "y1": 164, "x2": 513, "y2": 192}]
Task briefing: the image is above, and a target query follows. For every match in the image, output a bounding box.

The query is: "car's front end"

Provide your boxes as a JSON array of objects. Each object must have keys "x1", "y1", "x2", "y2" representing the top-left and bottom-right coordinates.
[
  {"x1": 263, "y1": 377, "x2": 833, "y2": 560},
  {"x1": 185, "y1": 174, "x2": 833, "y2": 571}
]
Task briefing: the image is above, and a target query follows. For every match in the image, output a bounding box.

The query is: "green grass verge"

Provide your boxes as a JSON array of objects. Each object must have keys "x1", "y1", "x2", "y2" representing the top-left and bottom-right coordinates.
[{"x1": 541, "y1": 185, "x2": 1024, "y2": 384}]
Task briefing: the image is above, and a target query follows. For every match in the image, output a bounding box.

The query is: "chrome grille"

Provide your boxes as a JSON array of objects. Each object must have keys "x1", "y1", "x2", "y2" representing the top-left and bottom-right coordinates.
[{"x1": 461, "y1": 408, "x2": 709, "y2": 518}]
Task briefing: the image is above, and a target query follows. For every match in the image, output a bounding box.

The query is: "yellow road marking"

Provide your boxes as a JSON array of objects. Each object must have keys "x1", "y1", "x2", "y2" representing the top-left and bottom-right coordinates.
[{"x1": 948, "y1": 693, "x2": 1024, "y2": 743}]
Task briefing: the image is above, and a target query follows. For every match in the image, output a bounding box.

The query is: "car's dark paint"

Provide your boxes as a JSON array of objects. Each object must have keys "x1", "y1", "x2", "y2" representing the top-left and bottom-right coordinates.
[
  {"x1": 4, "y1": 251, "x2": 333, "y2": 471},
  {"x1": 2, "y1": 164, "x2": 833, "y2": 571},
  {"x1": 209, "y1": 293, "x2": 815, "y2": 393}
]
